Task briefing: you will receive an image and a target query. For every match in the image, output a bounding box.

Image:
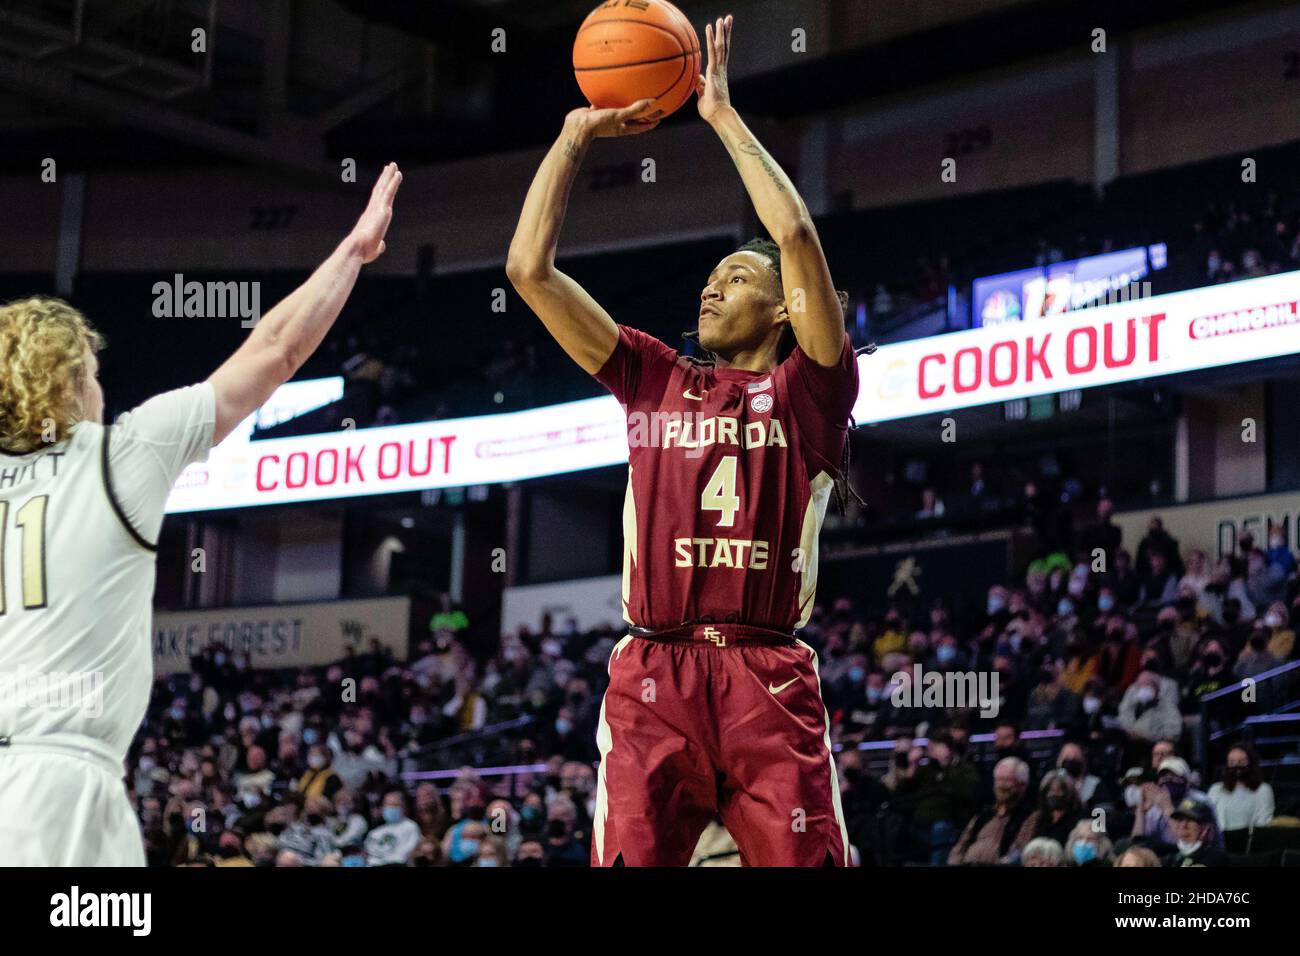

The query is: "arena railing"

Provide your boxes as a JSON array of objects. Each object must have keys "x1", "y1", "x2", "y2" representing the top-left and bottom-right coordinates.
[
  {"x1": 1199, "y1": 659, "x2": 1300, "y2": 779},
  {"x1": 397, "y1": 714, "x2": 538, "y2": 777}
]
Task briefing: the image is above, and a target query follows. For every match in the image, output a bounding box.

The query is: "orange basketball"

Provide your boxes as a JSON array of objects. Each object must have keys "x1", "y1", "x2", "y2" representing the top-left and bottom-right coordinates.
[{"x1": 573, "y1": 0, "x2": 701, "y2": 122}]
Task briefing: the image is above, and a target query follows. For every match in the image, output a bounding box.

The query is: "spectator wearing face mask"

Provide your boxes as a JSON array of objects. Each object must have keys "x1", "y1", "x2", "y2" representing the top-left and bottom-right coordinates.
[
  {"x1": 513, "y1": 838, "x2": 546, "y2": 868},
  {"x1": 948, "y1": 757, "x2": 1039, "y2": 866},
  {"x1": 1094, "y1": 584, "x2": 1120, "y2": 618},
  {"x1": 275, "y1": 794, "x2": 338, "y2": 866},
  {"x1": 515, "y1": 791, "x2": 548, "y2": 841},
  {"x1": 929, "y1": 634, "x2": 966, "y2": 672},
  {"x1": 1118, "y1": 670, "x2": 1183, "y2": 747},
  {"x1": 132, "y1": 740, "x2": 164, "y2": 797},
  {"x1": 1180, "y1": 641, "x2": 1232, "y2": 715},
  {"x1": 1032, "y1": 770, "x2": 1088, "y2": 847},
  {"x1": 443, "y1": 805, "x2": 491, "y2": 865},
  {"x1": 841, "y1": 670, "x2": 888, "y2": 742},
  {"x1": 1055, "y1": 742, "x2": 1113, "y2": 811},
  {"x1": 364, "y1": 790, "x2": 421, "y2": 866},
  {"x1": 1258, "y1": 601, "x2": 1295, "y2": 660},
  {"x1": 213, "y1": 831, "x2": 253, "y2": 867},
  {"x1": 296, "y1": 744, "x2": 343, "y2": 800},
  {"x1": 1078, "y1": 680, "x2": 1110, "y2": 743},
  {"x1": 1131, "y1": 757, "x2": 1211, "y2": 851},
  {"x1": 542, "y1": 807, "x2": 588, "y2": 867},
  {"x1": 1164, "y1": 797, "x2": 1227, "y2": 867},
  {"x1": 1207, "y1": 745, "x2": 1274, "y2": 833},
  {"x1": 1064, "y1": 820, "x2": 1115, "y2": 867},
  {"x1": 475, "y1": 837, "x2": 510, "y2": 867}
]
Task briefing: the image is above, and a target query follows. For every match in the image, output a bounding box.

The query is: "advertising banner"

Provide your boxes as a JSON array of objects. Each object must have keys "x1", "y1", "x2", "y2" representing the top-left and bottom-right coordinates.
[
  {"x1": 162, "y1": 272, "x2": 1300, "y2": 510},
  {"x1": 152, "y1": 596, "x2": 411, "y2": 673}
]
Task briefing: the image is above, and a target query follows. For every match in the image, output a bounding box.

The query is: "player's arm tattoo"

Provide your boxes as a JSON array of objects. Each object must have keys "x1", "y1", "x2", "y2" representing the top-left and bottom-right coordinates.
[
  {"x1": 719, "y1": 135, "x2": 788, "y2": 193},
  {"x1": 562, "y1": 138, "x2": 583, "y2": 163}
]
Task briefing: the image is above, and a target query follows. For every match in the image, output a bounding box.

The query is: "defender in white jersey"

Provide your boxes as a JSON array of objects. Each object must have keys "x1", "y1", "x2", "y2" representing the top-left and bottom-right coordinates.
[{"x1": 0, "y1": 162, "x2": 402, "y2": 865}]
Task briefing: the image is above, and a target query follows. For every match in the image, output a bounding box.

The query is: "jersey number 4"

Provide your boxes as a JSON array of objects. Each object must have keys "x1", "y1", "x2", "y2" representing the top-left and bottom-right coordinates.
[
  {"x1": 0, "y1": 495, "x2": 49, "y2": 613},
  {"x1": 700, "y1": 456, "x2": 741, "y2": 527}
]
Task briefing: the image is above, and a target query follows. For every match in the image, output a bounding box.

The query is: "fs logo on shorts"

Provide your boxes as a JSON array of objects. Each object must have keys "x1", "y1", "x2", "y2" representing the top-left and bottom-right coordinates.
[{"x1": 700, "y1": 626, "x2": 726, "y2": 647}]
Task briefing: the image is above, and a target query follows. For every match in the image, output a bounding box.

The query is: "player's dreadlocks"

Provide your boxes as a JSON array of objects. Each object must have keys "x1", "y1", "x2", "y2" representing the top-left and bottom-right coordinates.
[{"x1": 682, "y1": 237, "x2": 876, "y2": 516}]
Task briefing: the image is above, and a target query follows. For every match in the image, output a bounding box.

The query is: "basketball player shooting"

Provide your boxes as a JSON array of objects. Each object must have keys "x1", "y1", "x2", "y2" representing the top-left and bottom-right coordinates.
[
  {"x1": 0, "y1": 163, "x2": 401, "y2": 865},
  {"x1": 508, "y1": 15, "x2": 857, "y2": 866}
]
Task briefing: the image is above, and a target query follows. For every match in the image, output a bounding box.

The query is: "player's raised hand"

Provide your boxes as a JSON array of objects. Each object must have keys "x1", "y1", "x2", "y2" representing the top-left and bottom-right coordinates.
[
  {"x1": 565, "y1": 99, "x2": 660, "y2": 139},
  {"x1": 349, "y1": 162, "x2": 402, "y2": 264},
  {"x1": 696, "y1": 14, "x2": 734, "y2": 123}
]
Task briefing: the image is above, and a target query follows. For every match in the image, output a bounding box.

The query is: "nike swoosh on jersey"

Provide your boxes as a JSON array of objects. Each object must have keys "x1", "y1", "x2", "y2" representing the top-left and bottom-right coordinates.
[
  {"x1": 683, "y1": 388, "x2": 705, "y2": 401},
  {"x1": 768, "y1": 677, "x2": 799, "y2": 695}
]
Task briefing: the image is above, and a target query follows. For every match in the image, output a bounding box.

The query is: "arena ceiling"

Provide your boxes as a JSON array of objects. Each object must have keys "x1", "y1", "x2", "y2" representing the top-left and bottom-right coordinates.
[{"x1": 0, "y1": 0, "x2": 1279, "y2": 174}]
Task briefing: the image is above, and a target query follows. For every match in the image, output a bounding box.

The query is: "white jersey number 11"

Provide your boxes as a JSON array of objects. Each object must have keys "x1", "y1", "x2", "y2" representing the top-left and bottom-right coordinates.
[{"x1": 0, "y1": 495, "x2": 49, "y2": 613}]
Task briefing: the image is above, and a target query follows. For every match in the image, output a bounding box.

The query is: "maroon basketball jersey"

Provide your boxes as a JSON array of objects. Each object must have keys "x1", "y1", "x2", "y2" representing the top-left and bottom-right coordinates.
[{"x1": 593, "y1": 325, "x2": 859, "y2": 631}]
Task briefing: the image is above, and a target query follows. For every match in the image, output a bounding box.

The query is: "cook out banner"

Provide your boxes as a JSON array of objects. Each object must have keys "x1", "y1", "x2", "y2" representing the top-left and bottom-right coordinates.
[
  {"x1": 165, "y1": 271, "x2": 1300, "y2": 512},
  {"x1": 164, "y1": 395, "x2": 630, "y2": 513},
  {"x1": 853, "y1": 268, "x2": 1300, "y2": 423},
  {"x1": 152, "y1": 596, "x2": 411, "y2": 673}
]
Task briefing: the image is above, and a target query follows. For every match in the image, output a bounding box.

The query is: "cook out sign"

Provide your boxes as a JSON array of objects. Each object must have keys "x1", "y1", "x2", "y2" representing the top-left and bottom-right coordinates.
[
  {"x1": 164, "y1": 396, "x2": 630, "y2": 513},
  {"x1": 254, "y1": 435, "x2": 458, "y2": 491},
  {"x1": 854, "y1": 269, "x2": 1300, "y2": 423},
  {"x1": 162, "y1": 271, "x2": 1300, "y2": 513}
]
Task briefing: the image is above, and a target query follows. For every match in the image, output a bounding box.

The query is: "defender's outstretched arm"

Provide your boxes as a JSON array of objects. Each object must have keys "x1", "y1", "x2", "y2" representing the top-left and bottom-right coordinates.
[
  {"x1": 207, "y1": 163, "x2": 402, "y2": 445},
  {"x1": 507, "y1": 100, "x2": 657, "y2": 375},
  {"x1": 698, "y1": 16, "x2": 844, "y2": 367}
]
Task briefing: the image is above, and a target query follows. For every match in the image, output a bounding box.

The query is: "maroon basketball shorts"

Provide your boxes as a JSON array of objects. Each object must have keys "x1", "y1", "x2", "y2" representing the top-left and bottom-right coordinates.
[{"x1": 591, "y1": 623, "x2": 850, "y2": 867}]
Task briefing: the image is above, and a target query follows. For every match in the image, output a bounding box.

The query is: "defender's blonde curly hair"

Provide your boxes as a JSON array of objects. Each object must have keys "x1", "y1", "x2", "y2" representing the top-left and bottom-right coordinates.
[{"x1": 0, "y1": 296, "x2": 104, "y2": 453}]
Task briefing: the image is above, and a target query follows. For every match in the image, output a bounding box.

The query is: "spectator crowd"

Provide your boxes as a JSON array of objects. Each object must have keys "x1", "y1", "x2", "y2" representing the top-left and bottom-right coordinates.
[{"x1": 127, "y1": 492, "x2": 1300, "y2": 867}]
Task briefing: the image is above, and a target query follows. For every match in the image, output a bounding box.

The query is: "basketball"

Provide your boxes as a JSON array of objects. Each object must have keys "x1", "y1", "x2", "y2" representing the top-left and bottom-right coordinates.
[{"x1": 573, "y1": 0, "x2": 701, "y2": 121}]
